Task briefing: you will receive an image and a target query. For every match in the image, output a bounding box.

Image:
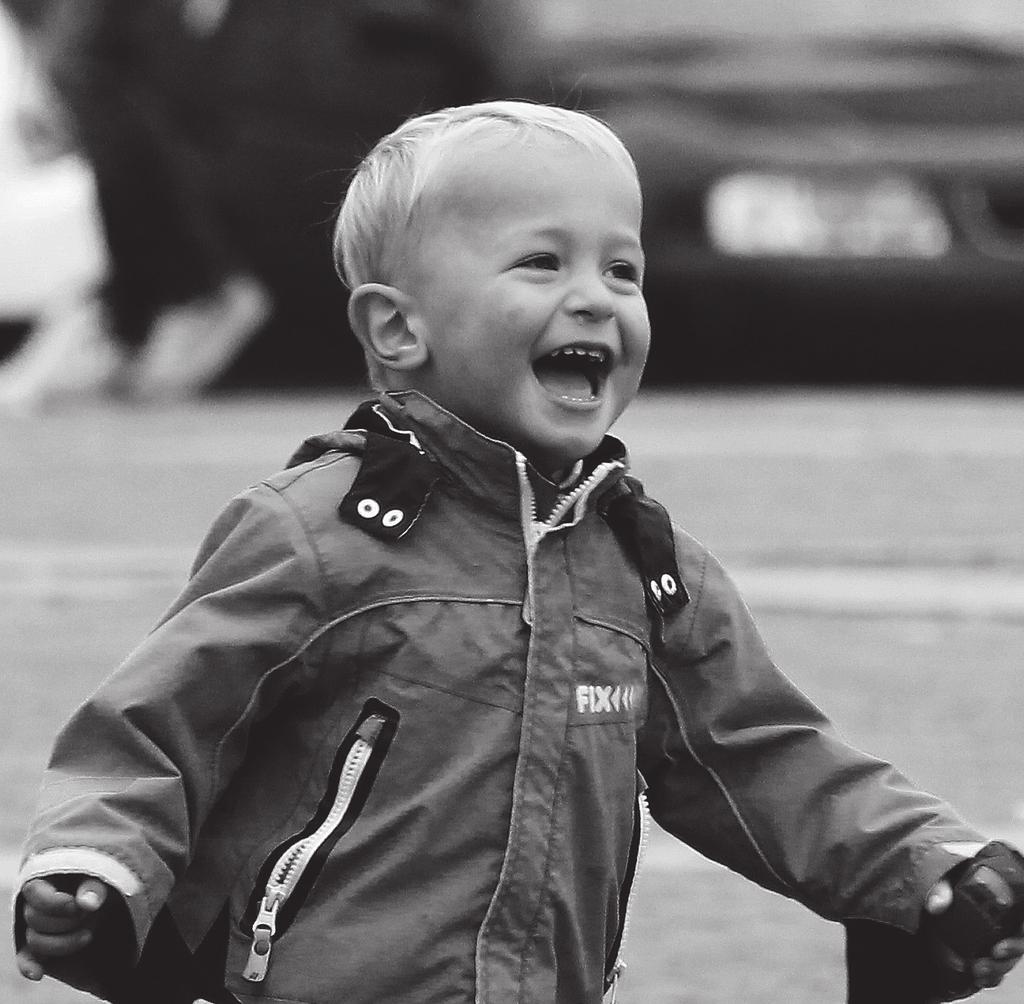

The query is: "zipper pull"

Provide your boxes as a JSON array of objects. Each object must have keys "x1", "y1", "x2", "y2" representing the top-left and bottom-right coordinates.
[
  {"x1": 356, "y1": 713, "x2": 385, "y2": 744},
  {"x1": 243, "y1": 890, "x2": 283, "y2": 982}
]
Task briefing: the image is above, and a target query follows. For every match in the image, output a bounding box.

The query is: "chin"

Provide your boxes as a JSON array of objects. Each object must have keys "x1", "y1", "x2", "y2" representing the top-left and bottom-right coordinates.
[{"x1": 532, "y1": 436, "x2": 602, "y2": 476}]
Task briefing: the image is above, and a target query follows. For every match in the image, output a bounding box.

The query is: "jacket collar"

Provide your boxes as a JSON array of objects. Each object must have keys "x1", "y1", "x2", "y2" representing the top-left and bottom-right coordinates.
[
  {"x1": 293, "y1": 390, "x2": 687, "y2": 630},
  {"x1": 366, "y1": 390, "x2": 631, "y2": 520}
]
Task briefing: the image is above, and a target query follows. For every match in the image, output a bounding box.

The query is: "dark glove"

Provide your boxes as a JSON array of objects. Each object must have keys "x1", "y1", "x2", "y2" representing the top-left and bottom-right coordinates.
[
  {"x1": 922, "y1": 840, "x2": 1024, "y2": 1000},
  {"x1": 845, "y1": 841, "x2": 1024, "y2": 1004}
]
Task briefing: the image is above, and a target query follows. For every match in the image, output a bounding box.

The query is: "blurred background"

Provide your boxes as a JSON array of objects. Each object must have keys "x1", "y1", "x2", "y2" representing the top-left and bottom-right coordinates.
[
  {"x1": 2, "y1": 4, "x2": 1024, "y2": 1003},
  {"x1": 2, "y1": 0, "x2": 1024, "y2": 405}
]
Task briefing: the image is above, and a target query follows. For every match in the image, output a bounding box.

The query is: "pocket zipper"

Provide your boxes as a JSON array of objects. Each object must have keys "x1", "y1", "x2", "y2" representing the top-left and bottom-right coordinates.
[
  {"x1": 243, "y1": 713, "x2": 388, "y2": 982},
  {"x1": 607, "y1": 786, "x2": 652, "y2": 1003}
]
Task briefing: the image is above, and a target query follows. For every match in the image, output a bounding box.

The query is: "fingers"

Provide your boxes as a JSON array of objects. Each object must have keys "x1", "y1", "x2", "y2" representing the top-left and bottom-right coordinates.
[
  {"x1": 75, "y1": 877, "x2": 108, "y2": 913},
  {"x1": 15, "y1": 947, "x2": 45, "y2": 982},
  {"x1": 22, "y1": 925, "x2": 93, "y2": 958},
  {"x1": 21, "y1": 879, "x2": 80, "y2": 936},
  {"x1": 21, "y1": 877, "x2": 78, "y2": 915},
  {"x1": 971, "y1": 958, "x2": 1011, "y2": 989},
  {"x1": 17, "y1": 931, "x2": 93, "y2": 984},
  {"x1": 18, "y1": 875, "x2": 109, "y2": 975},
  {"x1": 966, "y1": 933, "x2": 1024, "y2": 990},
  {"x1": 23, "y1": 875, "x2": 107, "y2": 921},
  {"x1": 991, "y1": 933, "x2": 1024, "y2": 962},
  {"x1": 22, "y1": 905, "x2": 86, "y2": 936},
  {"x1": 925, "y1": 879, "x2": 954, "y2": 915}
]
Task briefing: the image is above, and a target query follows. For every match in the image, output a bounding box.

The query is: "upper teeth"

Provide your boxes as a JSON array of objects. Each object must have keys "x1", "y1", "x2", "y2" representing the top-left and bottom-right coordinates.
[{"x1": 551, "y1": 347, "x2": 607, "y2": 363}]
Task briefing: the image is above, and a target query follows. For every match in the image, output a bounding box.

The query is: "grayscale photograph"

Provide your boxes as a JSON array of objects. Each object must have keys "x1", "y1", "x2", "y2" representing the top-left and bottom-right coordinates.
[{"x1": 2, "y1": 2, "x2": 1022, "y2": 1003}]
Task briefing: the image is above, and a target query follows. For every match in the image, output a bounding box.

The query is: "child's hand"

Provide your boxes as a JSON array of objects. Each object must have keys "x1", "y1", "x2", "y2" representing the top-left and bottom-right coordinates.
[
  {"x1": 16, "y1": 876, "x2": 111, "y2": 982},
  {"x1": 925, "y1": 864, "x2": 1024, "y2": 997}
]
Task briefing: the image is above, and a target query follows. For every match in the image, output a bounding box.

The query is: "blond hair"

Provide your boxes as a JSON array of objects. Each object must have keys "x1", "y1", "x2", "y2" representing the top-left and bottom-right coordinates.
[{"x1": 333, "y1": 100, "x2": 638, "y2": 290}]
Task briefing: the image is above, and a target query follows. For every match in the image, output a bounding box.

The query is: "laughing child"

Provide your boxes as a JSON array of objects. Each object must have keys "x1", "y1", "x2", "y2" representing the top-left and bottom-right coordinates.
[{"x1": 15, "y1": 101, "x2": 1024, "y2": 1004}]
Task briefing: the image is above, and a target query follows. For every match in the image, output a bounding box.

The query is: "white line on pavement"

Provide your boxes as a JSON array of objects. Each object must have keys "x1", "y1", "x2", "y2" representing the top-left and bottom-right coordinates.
[
  {"x1": 732, "y1": 566, "x2": 1024, "y2": 621},
  {"x1": 4, "y1": 540, "x2": 1024, "y2": 618}
]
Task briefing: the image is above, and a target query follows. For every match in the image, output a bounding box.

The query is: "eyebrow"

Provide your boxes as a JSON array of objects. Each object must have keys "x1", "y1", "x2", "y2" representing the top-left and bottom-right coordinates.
[{"x1": 515, "y1": 225, "x2": 644, "y2": 250}]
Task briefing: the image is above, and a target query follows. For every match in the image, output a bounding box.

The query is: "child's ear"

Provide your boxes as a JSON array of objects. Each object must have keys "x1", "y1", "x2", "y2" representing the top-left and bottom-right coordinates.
[{"x1": 347, "y1": 283, "x2": 429, "y2": 372}]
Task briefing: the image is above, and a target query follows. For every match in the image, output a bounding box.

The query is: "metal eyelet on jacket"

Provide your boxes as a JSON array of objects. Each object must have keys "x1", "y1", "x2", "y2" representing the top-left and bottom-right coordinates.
[{"x1": 357, "y1": 498, "x2": 381, "y2": 519}]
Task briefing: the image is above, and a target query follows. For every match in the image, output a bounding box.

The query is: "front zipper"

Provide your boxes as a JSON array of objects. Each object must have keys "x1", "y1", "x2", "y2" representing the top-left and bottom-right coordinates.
[
  {"x1": 515, "y1": 453, "x2": 625, "y2": 626},
  {"x1": 606, "y1": 781, "x2": 652, "y2": 1002},
  {"x1": 545, "y1": 460, "x2": 623, "y2": 529},
  {"x1": 243, "y1": 708, "x2": 395, "y2": 982}
]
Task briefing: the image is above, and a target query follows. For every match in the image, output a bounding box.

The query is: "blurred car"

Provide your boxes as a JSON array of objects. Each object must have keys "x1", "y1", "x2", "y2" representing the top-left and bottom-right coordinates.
[
  {"x1": 7, "y1": 0, "x2": 1024, "y2": 388},
  {"x1": 506, "y1": 0, "x2": 1024, "y2": 383}
]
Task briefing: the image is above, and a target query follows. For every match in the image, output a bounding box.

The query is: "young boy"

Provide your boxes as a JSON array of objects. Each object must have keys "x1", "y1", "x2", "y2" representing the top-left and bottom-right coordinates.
[{"x1": 14, "y1": 101, "x2": 1024, "y2": 1004}]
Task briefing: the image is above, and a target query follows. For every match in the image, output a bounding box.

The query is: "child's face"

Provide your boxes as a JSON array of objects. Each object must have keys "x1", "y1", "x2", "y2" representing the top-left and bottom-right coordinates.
[{"x1": 395, "y1": 132, "x2": 650, "y2": 476}]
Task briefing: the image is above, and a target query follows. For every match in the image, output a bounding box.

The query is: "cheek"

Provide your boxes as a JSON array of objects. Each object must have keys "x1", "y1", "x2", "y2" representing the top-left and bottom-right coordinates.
[
  {"x1": 629, "y1": 307, "x2": 652, "y2": 357},
  {"x1": 495, "y1": 303, "x2": 535, "y2": 337},
  {"x1": 491, "y1": 287, "x2": 547, "y2": 334}
]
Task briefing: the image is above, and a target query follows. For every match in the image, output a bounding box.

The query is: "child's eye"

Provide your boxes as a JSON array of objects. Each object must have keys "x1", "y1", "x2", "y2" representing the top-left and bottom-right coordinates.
[
  {"x1": 517, "y1": 253, "x2": 560, "y2": 271},
  {"x1": 608, "y1": 261, "x2": 642, "y2": 284}
]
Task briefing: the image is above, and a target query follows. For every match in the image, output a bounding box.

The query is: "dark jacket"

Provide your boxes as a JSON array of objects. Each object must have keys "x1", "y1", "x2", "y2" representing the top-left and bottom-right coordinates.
[{"x1": 17, "y1": 391, "x2": 984, "y2": 1003}]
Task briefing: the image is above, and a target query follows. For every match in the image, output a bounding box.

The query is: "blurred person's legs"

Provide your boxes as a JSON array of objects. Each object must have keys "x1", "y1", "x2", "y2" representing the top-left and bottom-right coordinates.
[
  {"x1": 82, "y1": 84, "x2": 270, "y2": 400},
  {"x1": 197, "y1": 0, "x2": 496, "y2": 387},
  {"x1": 0, "y1": 0, "x2": 270, "y2": 408},
  {"x1": 52, "y1": 0, "x2": 270, "y2": 401}
]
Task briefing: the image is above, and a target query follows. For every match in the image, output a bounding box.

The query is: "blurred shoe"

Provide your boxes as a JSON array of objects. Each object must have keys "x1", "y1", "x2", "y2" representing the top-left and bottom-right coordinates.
[
  {"x1": 0, "y1": 296, "x2": 126, "y2": 413},
  {"x1": 129, "y1": 274, "x2": 272, "y2": 401}
]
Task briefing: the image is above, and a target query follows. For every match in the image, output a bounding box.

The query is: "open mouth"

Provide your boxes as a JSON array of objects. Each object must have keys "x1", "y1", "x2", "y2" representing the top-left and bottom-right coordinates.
[{"x1": 532, "y1": 345, "x2": 611, "y2": 402}]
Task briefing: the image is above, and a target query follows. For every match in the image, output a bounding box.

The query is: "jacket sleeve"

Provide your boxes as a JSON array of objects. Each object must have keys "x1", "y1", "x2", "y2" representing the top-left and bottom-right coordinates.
[
  {"x1": 638, "y1": 527, "x2": 986, "y2": 934},
  {"x1": 16, "y1": 481, "x2": 328, "y2": 961}
]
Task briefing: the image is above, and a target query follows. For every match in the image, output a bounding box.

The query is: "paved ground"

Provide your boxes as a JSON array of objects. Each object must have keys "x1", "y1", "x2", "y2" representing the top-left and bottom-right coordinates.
[{"x1": 3, "y1": 388, "x2": 1024, "y2": 1002}]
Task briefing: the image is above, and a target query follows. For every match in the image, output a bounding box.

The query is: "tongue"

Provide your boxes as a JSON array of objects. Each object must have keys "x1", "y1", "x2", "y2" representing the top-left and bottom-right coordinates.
[{"x1": 534, "y1": 364, "x2": 593, "y2": 400}]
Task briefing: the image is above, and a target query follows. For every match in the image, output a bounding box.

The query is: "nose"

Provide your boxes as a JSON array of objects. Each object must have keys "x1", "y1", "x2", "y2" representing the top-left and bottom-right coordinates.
[{"x1": 562, "y1": 271, "x2": 616, "y2": 324}]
